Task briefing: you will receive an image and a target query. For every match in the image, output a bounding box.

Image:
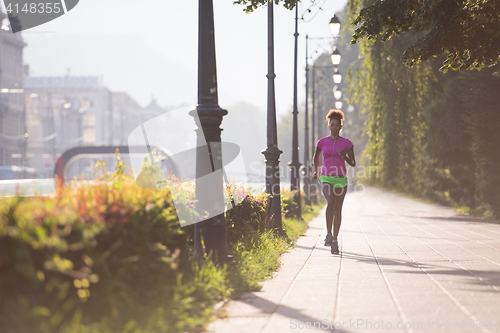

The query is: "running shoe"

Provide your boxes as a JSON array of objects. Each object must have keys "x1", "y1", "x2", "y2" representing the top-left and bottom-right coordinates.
[
  {"x1": 324, "y1": 233, "x2": 333, "y2": 246},
  {"x1": 331, "y1": 240, "x2": 339, "y2": 254}
]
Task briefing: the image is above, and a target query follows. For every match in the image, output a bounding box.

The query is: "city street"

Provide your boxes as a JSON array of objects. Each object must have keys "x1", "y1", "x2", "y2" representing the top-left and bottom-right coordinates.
[{"x1": 209, "y1": 187, "x2": 500, "y2": 333}]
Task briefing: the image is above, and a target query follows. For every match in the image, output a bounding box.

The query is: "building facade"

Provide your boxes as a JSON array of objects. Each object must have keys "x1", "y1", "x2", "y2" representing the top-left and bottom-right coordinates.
[
  {"x1": 0, "y1": 11, "x2": 26, "y2": 168},
  {"x1": 1, "y1": 7, "x2": 165, "y2": 179},
  {"x1": 23, "y1": 77, "x2": 166, "y2": 178},
  {"x1": 23, "y1": 74, "x2": 113, "y2": 176}
]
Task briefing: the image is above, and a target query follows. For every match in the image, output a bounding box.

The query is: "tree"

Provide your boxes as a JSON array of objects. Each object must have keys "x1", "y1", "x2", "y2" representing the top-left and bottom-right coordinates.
[
  {"x1": 350, "y1": 0, "x2": 500, "y2": 72},
  {"x1": 346, "y1": 0, "x2": 500, "y2": 217},
  {"x1": 234, "y1": 0, "x2": 297, "y2": 12}
]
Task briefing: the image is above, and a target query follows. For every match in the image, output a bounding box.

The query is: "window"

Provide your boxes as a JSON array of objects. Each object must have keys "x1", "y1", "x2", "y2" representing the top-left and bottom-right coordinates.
[
  {"x1": 83, "y1": 113, "x2": 95, "y2": 126},
  {"x1": 83, "y1": 128, "x2": 95, "y2": 143}
]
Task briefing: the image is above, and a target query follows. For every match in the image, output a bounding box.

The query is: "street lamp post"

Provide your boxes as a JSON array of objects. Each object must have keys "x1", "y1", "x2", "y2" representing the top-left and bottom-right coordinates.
[
  {"x1": 304, "y1": 42, "x2": 337, "y2": 207},
  {"x1": 310, "y1": 62, "x2": 342, "y2": 194},
  {"x1": 289, "y1": 4, "x2": 302, "y2": 219},
  {"x1": 302, "y1": 35, "x2": 311, "y2": 206},
  {"x1": 22, "y1": 95, "x2": 28, "y2": 178},
  {"x1": 189, "y1": 0, "x2": 232, "y2": 264},
  {"x1": 310, "y1": 63, "x2": 318, "y2": 204},
  {"x1": 78, "y1": 104, "x2": 84, "y2": 147},
  {"x1": 61, "y1": 100, "x2": 70, "y2": 150},
  {"x1": 317, "y1": 77, "x2": 323, "y2": 138},
  {"x1": 49, "y1": 93, "x2": 57, "y2": 168},
  {"x1": 262, "y1": 0, "x2": 284, "y2": 232},
  {"x1": 301, "y1": 13, "x2": 341, "y2": 206},
  {"x1": 78, "y1": 99, "x2": 92, "y2": 146},
  {"x1": 313, "y1": 65, "x2": 342, "y2": 137}
]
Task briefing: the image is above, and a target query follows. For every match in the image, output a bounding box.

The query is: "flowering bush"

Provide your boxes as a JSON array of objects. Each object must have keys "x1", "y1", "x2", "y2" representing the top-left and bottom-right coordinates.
[
  {"x1": 0, "y1": 153, "x2": 316, "y2": 333},
  {"x1": 281, "y1": 188, "x2": 301, "y2": 219},
  {"x1": 225, "y1": 182, "x2": 268, "y2": 247},
  {"x1": 0, "y1": 155, "x2": 194, "y2": 332}
]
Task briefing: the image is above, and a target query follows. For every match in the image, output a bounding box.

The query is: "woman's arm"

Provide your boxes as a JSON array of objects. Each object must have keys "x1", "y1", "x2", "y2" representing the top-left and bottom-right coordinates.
[
  {"x1": 344, "y1": 147, "x2": 356, "y2": 167},
  {"x1": 312, "y1": 146, "x2": 322, "y2": 179}
]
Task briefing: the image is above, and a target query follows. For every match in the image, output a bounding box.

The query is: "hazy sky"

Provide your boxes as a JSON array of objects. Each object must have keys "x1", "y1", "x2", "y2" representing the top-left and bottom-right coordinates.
[{"x1": 20, "y1": 0, "x2": 348, "y2": 115}]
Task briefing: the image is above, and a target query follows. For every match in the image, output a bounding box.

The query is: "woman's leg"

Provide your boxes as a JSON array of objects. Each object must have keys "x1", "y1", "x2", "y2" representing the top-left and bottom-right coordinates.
[
  {"x1": 322, "y1": 182, "x2": 336, "y2": 234},
  {"x1": 332, "y1": 186, "x2": 347, "y2": 241}
]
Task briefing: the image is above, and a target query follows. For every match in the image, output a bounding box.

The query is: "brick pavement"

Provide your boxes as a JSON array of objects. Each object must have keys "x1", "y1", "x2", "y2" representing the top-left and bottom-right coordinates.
[{"x1": 209, "y1": 187, "x2": 500, "y2": 333}]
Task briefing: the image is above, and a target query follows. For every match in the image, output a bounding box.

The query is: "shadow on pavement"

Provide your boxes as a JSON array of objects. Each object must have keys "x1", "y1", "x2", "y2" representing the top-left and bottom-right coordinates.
[
  {"x1": 231, "y1": 293, "x2": 348, "y2": 332},
  {"x1": 343, "y1": 229, "x2": 442, "y2": 241},
  {"x1": 420, "y1": 215, "x2": 499, "y2": 224},
  {"x1": 307, "y1": 226, "x2": 324, "y2": 231},
  {"x1": 294, "y1": 244, "x2": 317, "y2": 251},
  {"x1": 340, "y1": 251, "x2": 427, "y2": 269},
  {"x1": 340, "y1": 251, "x2": 500, "y2": 291}
]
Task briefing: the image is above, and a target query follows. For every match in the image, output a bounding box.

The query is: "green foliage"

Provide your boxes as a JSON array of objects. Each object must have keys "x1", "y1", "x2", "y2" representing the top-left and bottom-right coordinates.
[
  {"x1": 226, "y1": 193, "x2": 323, "y2": 294},
  {"x1": 421, "y1": 66, "x2": 475, "y2": 208},
  {"x1": 0, "y1": 156, "x2": 325, "y2": 332},
  {"x1": 234, "y1": 0, "x2": 298, "y2": 13},
  {"x1": 0, "y1": 158, "x2": 192, "y2": 333},
  {"x1": 227, "y1": 230, "x2": 284, "y2": 292},
  {"x1": 347, "y1": 7, "x2": 433, "y2": 191},
  {"x1": 350, "y1": 0, "x2": 500, "y2": 72},
  {"x1": 281, "y1": 189, "x2": 298, "y2": 219},
  {"x1": 345, "y1": 0, "x2": 500, "y2": 219},
  {"x1": 225, "y1": 186, "x2": 268, "y2": 246},
  {"x1": 461, "y1": 67, "x2": 500, "y2": 216}
]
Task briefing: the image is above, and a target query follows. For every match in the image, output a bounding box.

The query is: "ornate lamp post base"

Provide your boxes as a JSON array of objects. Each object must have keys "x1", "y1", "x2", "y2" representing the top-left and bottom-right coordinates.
[
  {"x1": 191, "y1": 0, "x2": 232, "y2": 264},
  {"x1": 262, "y1": 0, "x2": 284, "y2": 233}
]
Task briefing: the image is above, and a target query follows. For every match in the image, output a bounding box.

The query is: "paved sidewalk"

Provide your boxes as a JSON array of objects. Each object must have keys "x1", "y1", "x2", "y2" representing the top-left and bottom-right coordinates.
[{"x1": 209, "y1": 187, "x2": 500, "y2": 333}]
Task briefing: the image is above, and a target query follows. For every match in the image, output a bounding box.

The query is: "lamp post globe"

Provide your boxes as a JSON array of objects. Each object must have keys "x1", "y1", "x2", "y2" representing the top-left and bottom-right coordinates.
[
  {"x1": 335, "y1": 101, "x2": 343, "y2": 109},
  {"x1": 333, "y1": 86, "x2": 342, "y2": 100},
  {"x1": 333, "y1": 69, "x2": 342, "y2": 84},
  {"x1": 331, "y1": 47, "x2": 341, "y2": 65},
  {"x1": 329, "y1": 13, "x2": 341, "y2": 35}
]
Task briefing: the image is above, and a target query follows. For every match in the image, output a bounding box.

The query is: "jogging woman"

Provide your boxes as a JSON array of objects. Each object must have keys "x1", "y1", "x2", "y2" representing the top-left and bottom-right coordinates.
[{"x1": 312, "y1": 109, "x2": 356, "y2": 254}]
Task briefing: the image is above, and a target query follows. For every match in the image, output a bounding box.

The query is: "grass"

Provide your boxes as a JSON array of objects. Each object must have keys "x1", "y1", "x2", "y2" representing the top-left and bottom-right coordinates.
[{"x1": 225, "y1": 197, "x2": 324, "y2": 297}]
